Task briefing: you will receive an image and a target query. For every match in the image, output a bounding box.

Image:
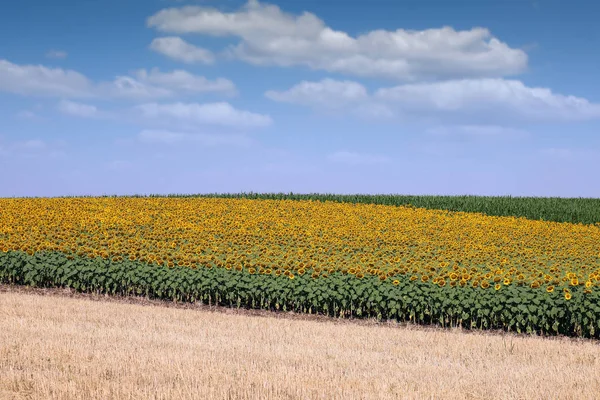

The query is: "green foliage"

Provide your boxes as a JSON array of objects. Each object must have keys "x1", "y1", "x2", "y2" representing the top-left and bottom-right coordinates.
[{"x1": 2, "y1": 250, "x2": 599, "y2": 339}]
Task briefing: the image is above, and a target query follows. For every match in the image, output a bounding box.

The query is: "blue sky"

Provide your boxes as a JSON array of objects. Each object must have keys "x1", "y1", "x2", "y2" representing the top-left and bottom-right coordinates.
[{"x1": 1, "y1": 0, "x2": 599, "y2": 197}]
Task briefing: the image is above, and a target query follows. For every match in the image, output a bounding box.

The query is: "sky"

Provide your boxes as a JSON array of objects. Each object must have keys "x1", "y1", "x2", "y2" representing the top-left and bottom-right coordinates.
[{"x1": 1, "y1": 0, "x2": 599, "y2": 197}]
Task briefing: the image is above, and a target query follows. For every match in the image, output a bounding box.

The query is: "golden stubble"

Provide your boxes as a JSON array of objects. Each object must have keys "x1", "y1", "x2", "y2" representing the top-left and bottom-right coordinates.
[{"x1": 1, "y1": 291, "x2": 599, "y2": 400}]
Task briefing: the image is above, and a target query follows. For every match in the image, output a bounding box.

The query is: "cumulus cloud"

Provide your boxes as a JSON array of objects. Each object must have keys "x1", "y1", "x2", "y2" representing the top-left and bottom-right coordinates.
[
  {"x1": 327, "y1": 150, "x2": 391, "y2": 165},
  {"x1": 135, "y1": 102, "x2": 273, "y2": 128},
  {"x1": 57, "y1": 100, "x2": 102, "y2": 118},
  {"x1": 0, "y1": 59, "x2": 235, "y2": 100},
  {"x1": 266, "y1": 78, "x2": 393, "y2": 119},
  {"x1": 265, "y1": 78, "x2": 367, "y2": 108},
  {"x1": 0, "y1": 59, "x2": 92, "y2": 97},
  {"x1": 147, "y1": 0, "x2": 527, "y2": 80},
  {"x1": 150, "y1": 36, "x2": 215, "y2": 64},
  {"x1": 375, "y1": 78, "x2": 600, "y2": 122},
  {"x1": 267, "y1": 78, "x2": 600, "y2": 123},
  {"x1": 134, "y1": 68, "x2": 236, "y2": 95},
  {"x1": 138, "y1": 129, "x2": 251, "y2": 146}
]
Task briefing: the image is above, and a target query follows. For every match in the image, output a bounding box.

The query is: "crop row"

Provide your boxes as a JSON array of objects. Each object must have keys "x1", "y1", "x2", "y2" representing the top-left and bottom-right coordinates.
[
  {"x1": 8, "y1": 193, "x2": 600, "y2": 224},
  {"x1": 2, "y1": 250, "x2": 600, "y2": 338},
  {"x1": 118, "y1": 193, "x2": 600, "y2": 225}
]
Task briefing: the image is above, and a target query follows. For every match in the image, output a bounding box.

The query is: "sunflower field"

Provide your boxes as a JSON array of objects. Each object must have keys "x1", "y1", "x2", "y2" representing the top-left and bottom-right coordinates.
[{"x1": 1, "y1": 196, "x2": 600, "y2": 338}]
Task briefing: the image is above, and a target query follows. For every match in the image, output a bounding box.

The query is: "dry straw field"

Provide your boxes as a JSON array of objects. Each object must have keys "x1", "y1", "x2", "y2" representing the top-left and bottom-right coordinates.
[{"x1": 1, "y1": 287, "x2": 599, "y2": 400}]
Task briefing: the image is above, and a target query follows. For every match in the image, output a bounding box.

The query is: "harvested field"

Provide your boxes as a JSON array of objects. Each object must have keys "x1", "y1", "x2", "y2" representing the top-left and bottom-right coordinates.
[{"x1": 1, "y1": 287, "x2": 599, "y2": 400}]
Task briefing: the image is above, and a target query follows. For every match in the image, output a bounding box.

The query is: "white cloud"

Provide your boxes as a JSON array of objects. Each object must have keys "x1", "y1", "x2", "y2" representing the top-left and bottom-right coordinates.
[
  {"x1": 150, "y1": 36, "x2": 215, "y2": 64},
  {"x1": 138, "y1": 129, "x2": 251, "y2": 146},
  {"x1": 265, "y1": 78, "x2": 367, "y2": 108},
  {"x1": 353, "y1": 103, "x2": 395, "y2": 120},
  {"x1": 375, "y1": 78, "x2": 600, "y2": 122},
  {"x1": 57, "y1": 100, "x2": 102, "y2": 118},
  {"x1": 266, "y1": 78, "x2": 393, "y2": 119},
  {"x1": 0, "y1": 59, "x2": 234, "y2": 100},
  {"x1": 134, "y1": 68, "x2": 236, "y2": 95},
  {"x1": 147, "y1": 1, "x2": 527, "y2": 80},
  {"x1": 327, "y1": 150, "x2": 391, "y2": 165},
  {"x1": 266, "y1": 78, "x2": 600, "y2": 123},
  {"x1": 99, "y1": 76, "x2": 174, "y2": 100},
  {"x1": 0, "y1": 59, "x2": 92, "y2": 97},
  {"x1": 46, "y1": 50, "x2": 68, "y2": 59},
  {"x1": 135, "y1": 102, "x2": 273, "y2": 128}
]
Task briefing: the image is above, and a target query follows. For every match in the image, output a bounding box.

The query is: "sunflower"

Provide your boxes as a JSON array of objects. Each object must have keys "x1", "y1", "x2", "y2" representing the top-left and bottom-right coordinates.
[
  {"x1": 481, "y1": 281, "x2": 490, "y2": 289},
  {"x1": 288, "y1": 273, "x2": 295, "y2": 280},
  {"x1": 546, "y1": 285, "x2": 554, "y2": 293},
  {"x1": 570, "y1": 278, "x2": 579, "y2": 286},
  {"x1": 565, "y1": 292, "x2": 572, "y2": 300},
  {"x1": 392, "y1": 279, "x2": 400, "y2": 286},
  {"x1": 494, "y1": 283, "x2": 501, "y2": 291}
]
